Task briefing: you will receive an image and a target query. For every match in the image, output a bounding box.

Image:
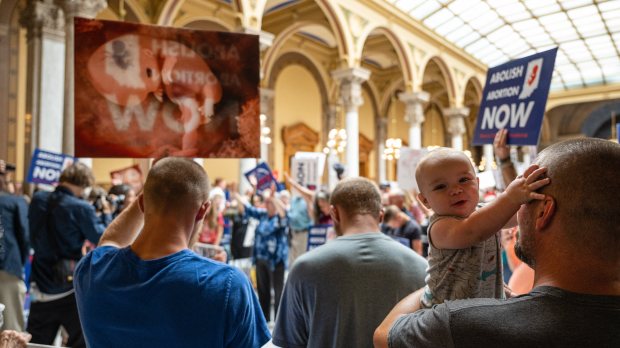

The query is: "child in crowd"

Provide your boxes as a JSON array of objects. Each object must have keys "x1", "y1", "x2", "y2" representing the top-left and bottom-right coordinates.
[{"x1": 415, "y1": 148, "x2": 549, "y2": 307}]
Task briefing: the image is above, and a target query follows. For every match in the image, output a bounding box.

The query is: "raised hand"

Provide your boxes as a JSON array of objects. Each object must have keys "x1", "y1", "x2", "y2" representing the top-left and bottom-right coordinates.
[{"x1": 504, "y1": 164, "x2": 550, "y2": 205}]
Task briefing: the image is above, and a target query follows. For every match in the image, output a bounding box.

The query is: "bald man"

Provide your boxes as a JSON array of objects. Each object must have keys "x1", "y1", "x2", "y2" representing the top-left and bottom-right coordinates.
[
  {"x1": 74, "y1": 158, "x2": 270, "y2": 348},
  {"x1": 374, "y1": 138, "x2": 620, "y2": 348}
]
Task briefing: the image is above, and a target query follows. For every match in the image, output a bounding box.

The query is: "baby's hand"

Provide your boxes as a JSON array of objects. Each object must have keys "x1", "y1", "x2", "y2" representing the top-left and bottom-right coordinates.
[{"x1": 504, "y1": 164, "x2": 550, "y2": 205}]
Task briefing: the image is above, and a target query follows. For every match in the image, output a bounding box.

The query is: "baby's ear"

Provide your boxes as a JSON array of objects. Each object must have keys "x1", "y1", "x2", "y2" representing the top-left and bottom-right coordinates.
[{"x1": 417, "y1": 192, "x2": 430, "y2": 209}]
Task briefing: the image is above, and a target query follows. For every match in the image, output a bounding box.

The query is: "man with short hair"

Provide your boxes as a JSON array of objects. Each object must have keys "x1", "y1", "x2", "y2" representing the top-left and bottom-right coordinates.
[
  {"x1": 27, "y1": 163, "x2": 111, "y2": 347},
  {"x1": 273, "y1": 177, "x2": 428, "y2": 348},
  {"x1": 374, "y1": 138, "x2": 620, "y2": 348},
  {"x1": 382, "y1": 205, "x2": 423, "y2": 255},
  {"x1": 74, "y1": 157, "x2": 270, "y2": 348}
]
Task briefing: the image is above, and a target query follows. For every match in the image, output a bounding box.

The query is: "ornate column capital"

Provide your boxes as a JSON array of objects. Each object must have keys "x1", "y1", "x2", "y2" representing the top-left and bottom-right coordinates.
[
  {"x1": 55, "y1": 0, "x2": 107, "y2": 19},
  {"x1": 399, "y1": 91, "x2": 429, "y2": 124},
  {"x1": 20, "y1": 0, "x2": 65, "y2": 40},
  {"x1": 331, "y1": 67, "x2": 370, "y2": 113},
  {"x1": 444, "y1": 107, "x2": 470, "y2": 136}
]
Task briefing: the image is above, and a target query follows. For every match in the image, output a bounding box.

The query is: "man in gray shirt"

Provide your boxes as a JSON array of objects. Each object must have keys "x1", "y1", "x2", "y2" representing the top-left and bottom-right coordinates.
[
  {"x1": 272, "y1": 177, "x2": 427, "y2": 348},
  {"x1": 374, "y1": 138, "x2": 620, "y2": 348}
]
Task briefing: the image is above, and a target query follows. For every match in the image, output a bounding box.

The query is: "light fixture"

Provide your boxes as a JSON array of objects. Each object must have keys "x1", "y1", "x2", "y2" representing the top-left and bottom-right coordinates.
[
  {"x1": 260, "y1": 114, "x2": 271, "y2": 145},
  {"x1": 382, "y1": 95, "x2": 402, "y2": 161},
  {"x1": 382, "y1": 138, "x2": 402, "y2": 161},
  {"x1": 323, "y1": 127, "x2": 347, "y2": 155}
]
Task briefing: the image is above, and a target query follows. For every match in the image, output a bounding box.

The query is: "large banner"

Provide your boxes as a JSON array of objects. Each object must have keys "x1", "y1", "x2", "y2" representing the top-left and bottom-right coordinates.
[
  {"x1": 244, "y1": 162, "x2": 277, "y2": 193},
  {"x1": 473, "y1": 48, "x2": 558, "y2": 146},
  {"x1": 397, "y1": 147, "x2": 428, "y2": 192},
  {"x1": 74, "y1": 18, "x2": 260, "y2": 158},
  {"x1": 26, "y1": 149, "x2": 75, "y2": 185},
  {"x1": 110, "y1": 164, "x2": 144, "y2": 193},
  {"x1": 291, "y1": 152, "x2": 325, "y2": 190}
]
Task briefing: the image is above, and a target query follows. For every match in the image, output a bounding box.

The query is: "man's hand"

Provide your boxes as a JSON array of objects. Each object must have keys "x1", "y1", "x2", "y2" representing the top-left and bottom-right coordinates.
[
  {"x1": 493, "y1": 129, "x2": 510, "y2": 161},
  {"x1": 0, "y1": 330, "x2": 31, "y2": 348}
]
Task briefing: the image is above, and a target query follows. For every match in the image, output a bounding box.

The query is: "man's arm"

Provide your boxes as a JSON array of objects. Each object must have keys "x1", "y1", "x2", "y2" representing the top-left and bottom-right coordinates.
[
  {"x1": 374, "y1": 288, "x2": 424, "y2": 348},
  {"x1": 98, "y1": 196, "x2": 143, "y2": 248}
]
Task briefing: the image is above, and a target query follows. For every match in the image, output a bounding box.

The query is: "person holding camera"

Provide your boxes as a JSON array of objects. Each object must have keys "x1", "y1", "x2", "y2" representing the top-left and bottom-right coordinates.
[
  {"x1": 0, "y1": 162, "x2": 29, "y2": 333},
  {"x1": 27, "y1": 163, "x2": 111, "y2": 347}
]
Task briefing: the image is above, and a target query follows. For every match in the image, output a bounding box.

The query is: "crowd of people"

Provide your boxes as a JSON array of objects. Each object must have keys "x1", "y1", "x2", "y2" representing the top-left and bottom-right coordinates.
[{"x1": 0, "y1": 134, "x2": 618, "y2": 348}]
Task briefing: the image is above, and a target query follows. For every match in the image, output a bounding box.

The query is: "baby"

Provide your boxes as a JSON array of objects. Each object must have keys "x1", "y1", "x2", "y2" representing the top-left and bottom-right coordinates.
[{"x1": 415, "y1": 148, "x2": 549, "y2": 307}]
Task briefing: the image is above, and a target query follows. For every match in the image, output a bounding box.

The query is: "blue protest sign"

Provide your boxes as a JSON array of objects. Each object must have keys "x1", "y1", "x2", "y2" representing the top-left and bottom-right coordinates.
[
  {"x1": 473, "y1": 48, "x2": 558, "y2": 146},
  {"x1": 306, "y1": 224, "x2": 335, "y2": 251},
  {"x1": 26, "y1": 148, "x2": 75, "y2": 185},
  {"x1": 244, "y1": 162, "x2": 277, "y2": 193}
]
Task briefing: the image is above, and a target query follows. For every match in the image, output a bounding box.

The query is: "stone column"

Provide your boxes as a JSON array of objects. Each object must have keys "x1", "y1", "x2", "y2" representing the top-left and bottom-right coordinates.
[
  {"x1": 399, "y1": 91, "x2": 429, "y2": 150},
  {"x1": 331, "y1": 67, "x2": 370, "y2": 178},
  {"x1": 20, "y1": 0, "x2": 66, "y2": 158},
  {"x1": 377, "y1": 117, "x2": 387, "y2": 183},
  {"x1": 444, "y1": 107, "x2": 469, "y2": 151},
  {"x1": 325, "y1": 105, "x2": 338, "y2": 191},
  {"x1": 56, "y1": 0, "x2": 107, "y2": 156}
]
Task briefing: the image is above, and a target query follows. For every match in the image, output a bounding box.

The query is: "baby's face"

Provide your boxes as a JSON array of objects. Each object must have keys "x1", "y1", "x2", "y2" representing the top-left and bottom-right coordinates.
[{"x1": 417, "y1": 154, "x2": 479, "y2": 218}]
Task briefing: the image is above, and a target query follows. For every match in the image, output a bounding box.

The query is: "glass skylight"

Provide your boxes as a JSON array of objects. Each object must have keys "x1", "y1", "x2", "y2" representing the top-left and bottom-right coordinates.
[{"x1": 387, "y1": 0, "x2": 620, "y2": 90}]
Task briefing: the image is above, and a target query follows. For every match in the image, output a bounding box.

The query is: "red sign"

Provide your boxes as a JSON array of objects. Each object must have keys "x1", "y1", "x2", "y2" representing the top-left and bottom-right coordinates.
[{"x1": 74, "y1": 18, "x2": 260, "y2": 158}]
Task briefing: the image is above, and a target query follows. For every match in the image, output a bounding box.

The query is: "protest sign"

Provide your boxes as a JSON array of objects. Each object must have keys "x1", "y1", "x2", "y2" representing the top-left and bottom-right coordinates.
[
  {"x1": 26, "y1": 149, "x2": 75, "y2": 185},
  {"x1": 110, "y1": 164, "x2": 143, "y2": 192},
  {"x1": 291, "y1": 152, "x2": 325, "y2": 190},
  {"x1": 244, "y1": 162, "x2": 277, "y2": 193},
  {"x1": 74, "y1": 18, "x2": 260, "y2": 158},
  {"x1": 397, "y1": 147, "x2": 427, "y2": 191},
  {"x1": 473, "y1": 48, "x2": 558, "y2": 146},
  {"x1": 306, "y1": 224, "x2": 336, "y2": 251}
]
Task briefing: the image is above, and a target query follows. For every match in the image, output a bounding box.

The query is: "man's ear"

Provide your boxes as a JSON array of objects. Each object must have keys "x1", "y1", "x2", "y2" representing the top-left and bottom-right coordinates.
[
  {"x1": 535, "y1": 196, "x2": 555, "y2": 230},
  {"x1": 378, "y1": 208, "x2": 385, "y2": 224},
  {"x1": 330, "y1": 205, "x2": 340, "y2": 225},
  {"x1": 138, "y1": 194, "x2": 145, "y2": 213},
  {"x1": 196, "y1": 201, "x2": 211, "y2": 222},
  {"x1": 417, "y1": 192, "x2": 431, "y2": 209}
]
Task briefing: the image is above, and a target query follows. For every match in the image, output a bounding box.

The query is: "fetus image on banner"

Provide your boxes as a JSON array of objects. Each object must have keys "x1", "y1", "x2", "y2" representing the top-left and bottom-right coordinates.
[{"x1": 75, "y1": 18, "x2": 260, "y2": 158}]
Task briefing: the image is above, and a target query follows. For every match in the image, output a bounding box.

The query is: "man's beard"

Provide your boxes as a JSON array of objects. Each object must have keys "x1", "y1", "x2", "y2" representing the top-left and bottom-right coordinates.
[{"x1": 514, "y1": 230, "x2": 535, "y2": 268}]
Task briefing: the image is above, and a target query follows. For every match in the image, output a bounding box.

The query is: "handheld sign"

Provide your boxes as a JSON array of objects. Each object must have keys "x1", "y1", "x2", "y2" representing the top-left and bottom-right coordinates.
[
  {"x1": 244, "y1": 162, "x2": 277, "y2": 193},
  {"x1": 291, "y1": 152, "x2": 325, "y2": 191},
  {"x1": 26, "y1": 149, "x2": 75, "y2": 185},
  {"x1": 306, "y1": 224, "x2": 335, "y2": 251},
  {"x1": 74, "y1": 18, "x2": 260, "y2": 158},
  {"x1": 473, "y1": 48, "x2": 558, "y2": 146},
  {"x1": 397, "y1": 148, "x2": 428, "y2": 192}
]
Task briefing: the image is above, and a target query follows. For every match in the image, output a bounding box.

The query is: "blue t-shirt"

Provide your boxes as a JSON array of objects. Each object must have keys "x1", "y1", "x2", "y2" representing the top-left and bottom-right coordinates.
[{"x1": 74, "y1": 246, "x2": 270, "y2": 348}]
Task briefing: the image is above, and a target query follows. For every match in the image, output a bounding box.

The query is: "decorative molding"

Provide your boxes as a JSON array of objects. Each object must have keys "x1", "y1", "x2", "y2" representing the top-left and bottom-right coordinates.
[
  {"x1": 399, "y1": 91, "x2": 429, "y2": 124},
  {"x1": 55, "y1": 0, "x2": 107, "y2": 19},
  {"x1": 20, "y1": 0, "x2": 65, "y2": 40},
  {"x1": 444, "y1": 107, "x2": 469, "y2": 136},
  {"x1": 331, "y1": 67, "x2": 370, "y2": 112}
]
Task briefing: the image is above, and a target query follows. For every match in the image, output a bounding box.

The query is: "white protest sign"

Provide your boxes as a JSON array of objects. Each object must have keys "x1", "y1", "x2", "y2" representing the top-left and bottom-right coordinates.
[
  {"x1": 397, "y1": 148, "x2": 428, "y2": 192},
  {"x1": 291, "y1": 152, "x2": 325, "y2": 190}
]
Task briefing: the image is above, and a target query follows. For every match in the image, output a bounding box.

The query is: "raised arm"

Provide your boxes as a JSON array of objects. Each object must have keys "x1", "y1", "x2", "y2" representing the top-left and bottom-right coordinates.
[
  {"x1": 431, "y1": 164, "x2": 549, "y2": 249},
  {"x1": 284, "y1": 172, "x2": 315, "y2": 202},
  {"x1": 98, "y1": 195, "x2": 144, "y2": 248},
  {"x1": 494, "y1": 129, "x2": 518, "y2": 186}
]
